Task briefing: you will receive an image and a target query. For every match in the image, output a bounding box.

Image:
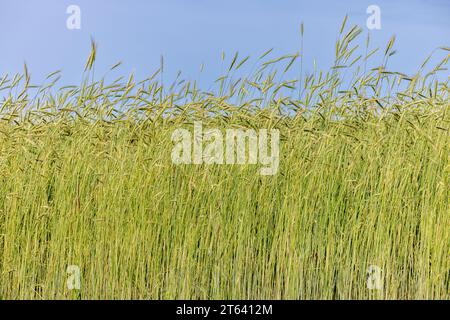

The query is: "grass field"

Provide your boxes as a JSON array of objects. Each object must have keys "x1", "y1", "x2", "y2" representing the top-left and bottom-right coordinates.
[{"x1": 0, "y1": 22, "x2": 449, "y2": 299}]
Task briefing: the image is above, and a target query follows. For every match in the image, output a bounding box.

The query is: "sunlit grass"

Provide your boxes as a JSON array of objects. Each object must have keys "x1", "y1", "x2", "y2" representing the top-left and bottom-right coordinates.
[{"x1": 0, "y1": 20, "x2": 448, "y2": 299}]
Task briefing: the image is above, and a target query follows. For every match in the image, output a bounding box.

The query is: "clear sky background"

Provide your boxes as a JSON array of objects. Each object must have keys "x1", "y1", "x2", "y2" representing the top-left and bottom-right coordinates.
[{"x1": 0, "y1": 0, "x2": 449, "y2": 87}]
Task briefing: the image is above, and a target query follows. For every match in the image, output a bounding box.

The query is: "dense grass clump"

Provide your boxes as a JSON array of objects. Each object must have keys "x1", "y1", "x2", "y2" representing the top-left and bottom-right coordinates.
[{"x1": 0, "y1": 22, "x2": 449, "y2": 299}]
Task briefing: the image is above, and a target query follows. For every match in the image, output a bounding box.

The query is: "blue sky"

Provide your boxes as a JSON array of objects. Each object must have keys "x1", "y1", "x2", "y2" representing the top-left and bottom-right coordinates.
[{"x1": 0, "y1": 0, "x2": 449, "y2": 87}]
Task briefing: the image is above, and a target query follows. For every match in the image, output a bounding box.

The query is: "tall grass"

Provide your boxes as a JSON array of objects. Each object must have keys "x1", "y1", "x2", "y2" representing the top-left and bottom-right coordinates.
[{"x1": 0, "y1": 21, "x2": 449, "y2": 299}]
